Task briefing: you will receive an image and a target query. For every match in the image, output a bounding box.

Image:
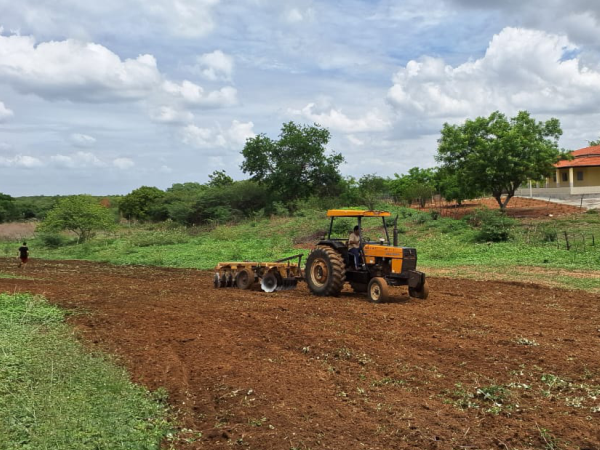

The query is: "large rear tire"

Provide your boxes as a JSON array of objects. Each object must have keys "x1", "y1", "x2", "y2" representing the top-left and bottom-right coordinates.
[
  {"x1": 367, "y1": 277, "x2": 389, "y2": 303},
  {"x1": 305, "y1": 246, "x2": 346, "y2": 297}
]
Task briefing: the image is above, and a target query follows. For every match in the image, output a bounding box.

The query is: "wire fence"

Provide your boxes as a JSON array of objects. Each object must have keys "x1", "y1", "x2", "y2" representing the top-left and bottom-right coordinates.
[{"x1": 520, "y1": 223, "x2": 597, "y2": 251}]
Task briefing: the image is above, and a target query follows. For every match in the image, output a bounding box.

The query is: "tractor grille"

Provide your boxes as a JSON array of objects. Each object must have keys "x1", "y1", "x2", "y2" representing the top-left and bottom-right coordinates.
[{"x1": 402, "y1": 248, "x2": 417, "y2": 271}]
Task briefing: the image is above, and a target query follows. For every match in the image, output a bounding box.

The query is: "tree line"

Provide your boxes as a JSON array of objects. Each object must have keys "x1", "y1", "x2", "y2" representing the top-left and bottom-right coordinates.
[{"x1": 1, "y1": 111, "x2": 576, "y2": 240}]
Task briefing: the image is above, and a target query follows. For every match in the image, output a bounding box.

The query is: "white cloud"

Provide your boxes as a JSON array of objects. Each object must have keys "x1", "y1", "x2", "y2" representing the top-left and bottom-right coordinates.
[
  {"x1": 387, "y1": 27, "x2": 600, "y2": 120},
  {"x1": 181, "y1": 120, "x2": 254, "y2": 150},
  {"x1": 50, "y1": 151, "x2": 105, "y2": 168},
  {"x1": 69, "y1": 133, "x2": 97, "y2": 148},
  {"x1": 0, "y1": 34, "x2": 161, "y2": 102},
  {"x1": 153, "y1": 0, "x2": 221, "y2": 37},
  {"x1": 196, "y1": 50, "x2": 234, "y2": 81},
  {"x1": 0, "y1": 154, "x2": 43, "y2": 168},
  {"x1": 163, "y1": 80, "x2": 237, "y2": 107},
  {"x1": 113, "y1": 157, "x2": 134, "y2": 169},
  {"x1": 0, "y1": 101, "x2": 14, "y2": 122},
  {"x1": 227, "y1": 120, "x2": 255, "y2": 146},
  {"x1": 346, "y1": 134, "x2": 365, "y2": 146},
  {"x1": 289, "y1": 103, "x2": 391, "y2": 133},
  {"x1": 149, "y1": 106, "x2": 194, "y2": 124},
  {"x1": 283, "y1": 7, "x2": 315, "y2": 24},
  {"x1": 0, "y1": 0, "x2": 221, "y2": 39}
]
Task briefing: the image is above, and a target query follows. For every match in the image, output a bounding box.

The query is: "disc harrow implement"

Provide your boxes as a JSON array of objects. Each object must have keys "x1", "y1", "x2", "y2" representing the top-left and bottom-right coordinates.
[{"x1": 213, "y1": 254, "x2": 303, "y2": 293}]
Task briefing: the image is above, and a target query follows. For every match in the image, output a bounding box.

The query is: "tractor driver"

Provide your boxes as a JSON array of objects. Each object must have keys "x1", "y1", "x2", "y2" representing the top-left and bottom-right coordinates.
[{"x1": 347, "y1": 225, "x2": 361, "y2": 269}]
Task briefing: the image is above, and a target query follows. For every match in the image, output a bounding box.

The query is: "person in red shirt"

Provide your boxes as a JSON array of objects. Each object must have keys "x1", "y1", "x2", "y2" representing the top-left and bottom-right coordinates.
[{"x1": 18, "y1": 242, "x2": 29, "y2": 268}]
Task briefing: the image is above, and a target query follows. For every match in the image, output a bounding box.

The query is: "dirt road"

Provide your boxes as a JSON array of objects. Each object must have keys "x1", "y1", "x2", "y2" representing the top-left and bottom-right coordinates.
[{"x1": 1, "y1": 258, "x2": 599, "y2": 449}]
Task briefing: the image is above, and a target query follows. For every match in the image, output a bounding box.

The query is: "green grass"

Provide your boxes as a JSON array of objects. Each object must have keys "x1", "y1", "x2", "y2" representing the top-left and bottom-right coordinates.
[
  {"x1": 0, "y1": 272, "x2": 32, "y2": 280},
  {"x1": 0, "y1": 292, "x2": 171, "y2": 450},
  {"x1": 19, "y1": 202, "x2": 600, "y2": 292}
]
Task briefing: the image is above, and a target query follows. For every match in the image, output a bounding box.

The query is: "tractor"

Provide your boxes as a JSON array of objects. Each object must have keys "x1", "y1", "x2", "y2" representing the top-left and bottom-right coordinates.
[{"x1": 304, "y1": 209, "x2": 429, "y2": 303}]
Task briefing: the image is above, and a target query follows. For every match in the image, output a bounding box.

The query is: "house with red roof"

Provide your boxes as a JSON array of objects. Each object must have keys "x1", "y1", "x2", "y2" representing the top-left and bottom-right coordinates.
[{"x1": 518, "y1": 145, "x2": 600, "y2": 198}]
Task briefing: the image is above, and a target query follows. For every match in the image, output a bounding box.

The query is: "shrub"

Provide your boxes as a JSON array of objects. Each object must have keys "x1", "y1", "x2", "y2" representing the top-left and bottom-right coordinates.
[
  {"x1": 412, "y1": 212, "x2": 429, "y2": 225},
  {"x1": 541, "y1": 227, "x2": 558, "y2": 243},
  {"x1": 271, "y1": 201, "x2": 289, "y2": 217},
  {"x1": 38, "y1": 233, "x2": 68, "y2": 248},
  {"x1": 468, "y1": 208, "x2": 516, "y2": 242}
]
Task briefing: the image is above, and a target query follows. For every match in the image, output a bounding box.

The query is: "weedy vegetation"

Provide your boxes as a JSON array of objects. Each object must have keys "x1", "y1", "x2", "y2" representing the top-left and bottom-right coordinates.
[
  {"x1": 0, "y1": 292, "x2": 172, "y2": 450},
  {"x1": 18, "y1": 201, "x2": 600, "y2": 293}
]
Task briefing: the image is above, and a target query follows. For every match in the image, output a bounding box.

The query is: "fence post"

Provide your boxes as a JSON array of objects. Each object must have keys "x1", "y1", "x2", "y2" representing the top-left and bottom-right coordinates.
[{"x1": 563, "y1": 231, "x2": 570, "y2": 251}]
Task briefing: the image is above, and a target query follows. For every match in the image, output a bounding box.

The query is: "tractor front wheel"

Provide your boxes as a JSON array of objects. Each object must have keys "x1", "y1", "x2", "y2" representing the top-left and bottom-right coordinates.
[
  {"x1": 305, "y1": 246, "x2": 346, "y2": 297},
  {"x1": 367, "y1": 277, "x2": 389, "y2": 303}
]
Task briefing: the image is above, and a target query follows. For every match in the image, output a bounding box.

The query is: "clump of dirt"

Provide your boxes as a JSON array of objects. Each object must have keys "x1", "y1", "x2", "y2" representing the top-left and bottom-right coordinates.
[{"x1": 1, "y1": 258, "x2": 599, "y2": 450}]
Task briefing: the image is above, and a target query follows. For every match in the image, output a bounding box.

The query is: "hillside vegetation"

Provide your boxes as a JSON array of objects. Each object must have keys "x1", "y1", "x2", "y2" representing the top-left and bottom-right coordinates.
[{"x1": 13, "y1": 202, "x2": 600, "y2": 293}]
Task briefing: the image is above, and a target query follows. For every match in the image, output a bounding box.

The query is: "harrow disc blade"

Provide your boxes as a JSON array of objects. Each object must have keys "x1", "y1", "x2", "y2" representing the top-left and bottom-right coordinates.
[
  {"x1": 261, "y1": 272, "x2": 279, "y2": 293},
  {"x1": 213, "y1": 272, "x2": 221, "y2": 288}
]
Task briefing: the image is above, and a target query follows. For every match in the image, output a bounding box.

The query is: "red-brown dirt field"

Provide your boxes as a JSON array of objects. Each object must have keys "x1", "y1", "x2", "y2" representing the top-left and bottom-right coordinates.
[
  {"x1": 426, "y1": 197, "x2": 584, "y2": 219},
  {"x1": 1, "y1": 258, "x2": 599, "y2": 450}
]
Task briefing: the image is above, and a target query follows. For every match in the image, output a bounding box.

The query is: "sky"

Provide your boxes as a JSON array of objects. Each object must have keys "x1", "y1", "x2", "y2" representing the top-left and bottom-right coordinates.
[{"x1": 1, "y1": 0, "x2": 600, "y2": 196}]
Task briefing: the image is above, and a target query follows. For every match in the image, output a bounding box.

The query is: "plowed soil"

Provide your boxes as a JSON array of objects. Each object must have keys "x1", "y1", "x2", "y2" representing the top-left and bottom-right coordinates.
[{"x1": 1, "y1": 258, "x2": 599, "y2": 450}]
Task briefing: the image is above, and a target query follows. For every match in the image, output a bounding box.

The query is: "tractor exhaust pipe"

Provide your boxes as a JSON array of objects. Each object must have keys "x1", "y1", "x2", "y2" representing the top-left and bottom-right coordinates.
[{"x1": 393, "y1": 215, "x2": 399, "y2": 247}]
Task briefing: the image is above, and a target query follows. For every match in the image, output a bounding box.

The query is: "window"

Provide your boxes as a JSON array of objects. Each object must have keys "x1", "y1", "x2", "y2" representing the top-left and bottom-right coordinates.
[
  {"x1": 577, "y1": 171, "x2": 584, "y2": 181},
  {"x1": 562, "y1": 172, "x2": 568, "y2": 182}
]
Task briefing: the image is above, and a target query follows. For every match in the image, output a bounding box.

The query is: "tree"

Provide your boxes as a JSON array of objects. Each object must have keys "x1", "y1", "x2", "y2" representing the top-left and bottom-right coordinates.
[
  {"x1": 357, "y1": 174, "x2": 389, "y2": 210},
  {"x1": 207, "y1": 170, "x2": 234, "y2": 188},
  {"x1": 389, "y1": 167, "x2": 436, "y2": 207},
  {"x1": 0, "y1": 193, "x2": 18, "y2": 223},
  {"x1": 435, "y1": 167, "x2": 481, "y2": 206},
  {"x1": 588, "y1": 138, "x2": 600, "y2": 146},
  {"x1": 436, "y1": 111, "x2": 562, "y2": 210},
  {"x1": 241, "y1": 122, "x2": 344, "y2": 203},
  {"x1": 39, "y1": 195, "x2": 115, "y2": 242},
  {"x1": 119, "y1": 186, "x2": 165, "y2": 221}
]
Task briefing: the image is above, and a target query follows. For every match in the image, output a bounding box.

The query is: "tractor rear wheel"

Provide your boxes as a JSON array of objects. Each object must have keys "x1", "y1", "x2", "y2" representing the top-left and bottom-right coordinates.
[
  {"x1": 367, "y1": 277, "x2": 389, "y2": 303},
  {"x1": 235, "y1": 268, "x2": 254, "y2": 290},
  {"x1": 305, "y1": 245, "x2": 346, "y2": 296},
  {"x1": 409, "y1": 280, "x2": 429, "y2": 299}
]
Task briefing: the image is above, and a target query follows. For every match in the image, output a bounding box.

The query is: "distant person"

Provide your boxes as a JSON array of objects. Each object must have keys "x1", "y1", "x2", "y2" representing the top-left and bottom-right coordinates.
[
  {"x1": 347, "y1": 226, "x2": 361, "y2": 269},
  {"x1": 18, "y1": 242, "x2": 29, "y2": 268}
]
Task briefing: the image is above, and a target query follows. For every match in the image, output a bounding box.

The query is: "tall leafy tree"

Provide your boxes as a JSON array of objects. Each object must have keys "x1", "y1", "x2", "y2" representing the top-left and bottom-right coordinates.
[
  {"x1": 389, "y1": 167, "x2": 437, "y2": 207},
  {"x1": 357, "y1": 174, "x2": 389, "y2": 210},
  {"x1": 39, "y1": 195, "x2": 115, "y2": 242},
  {"x1": 436, "y1": 111, "x2": 562, "y2": 210},
  {"x1": 207, "y1": 170, "x2": 234, "y2": 188},
  {"x1": 241, "y1": 122, "x2": 344, "y2": 202},
  {"x1": 435, "y1": 167, "x2": 481, "y2": 206},
  {"x1": 119, "y1": 186, "x2": 165, "y2": 221},
  {"x1": 0, "y1": 193, "x2": 18, "y2": 223}
]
